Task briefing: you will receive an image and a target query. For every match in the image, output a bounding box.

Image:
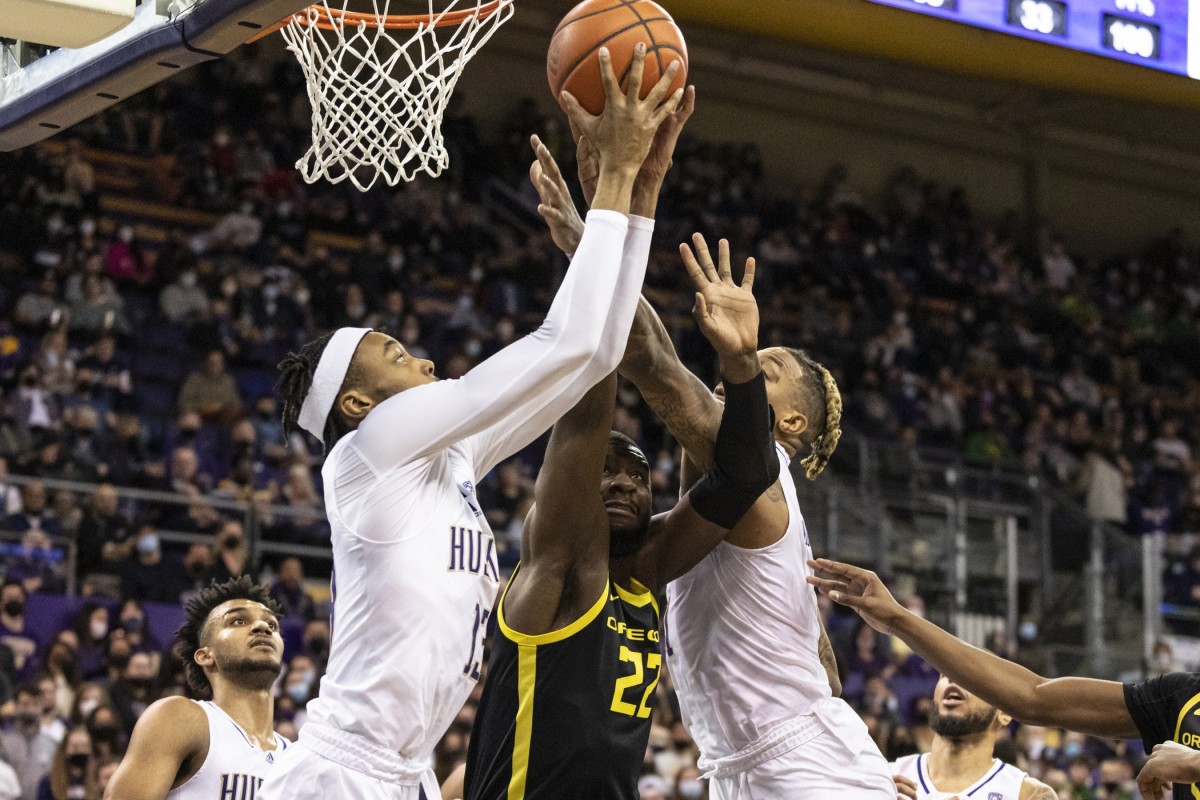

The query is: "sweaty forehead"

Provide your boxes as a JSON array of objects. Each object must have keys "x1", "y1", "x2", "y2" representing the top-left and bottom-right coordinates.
[{"x1": 759, "y1": 348, "x2": 802, "y2": 378}]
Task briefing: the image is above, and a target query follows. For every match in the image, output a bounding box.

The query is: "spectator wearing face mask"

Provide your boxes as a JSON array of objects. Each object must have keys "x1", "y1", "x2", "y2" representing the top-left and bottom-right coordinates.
[
  {"x1": 674, "y1": 766, "x2": 707, "y2": 800},
  {"x1": 2, "y1": 683, "x2": 57, "y2": 800},
  {"x1": 34, "y1": 726, "x2": 96, "y2": 800},
  {"x1": 119, "y1": 526, "x2": 188, "y2": 605},
  {"x1": 159, "y1": 268, "x2": 210, "y2": 324},
  {"x1": 637, "y1": 775, "x2": 671, "y2": 800},
  {"x1": 113, "y1": 599, "x2": 159, "y2": 655},
  {"x1": 69, "y1": 608, "x2": 108, "y2": 683},
  {"x1": 0, "y1": 583, "x2": 40, "y2": 680},
  {"x1": 108, "y1": 651, "x2": 156, "y2": 737},
  {"x1": 208, "y1": 520, "x2": 253, "y2": 583},
  {"x1": 299, "y1": 619, "x2": 329, "y2": 671},
  {"x1": 82, "y1": 707, "x2": 122, "y2": 764}
]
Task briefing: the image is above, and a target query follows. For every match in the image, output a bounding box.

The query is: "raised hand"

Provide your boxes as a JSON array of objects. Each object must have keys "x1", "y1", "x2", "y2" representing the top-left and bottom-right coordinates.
[
  {"x1": 529, "y1": 134, "x2": 584, "y2": 255},
  {"x1": 560, "y1": 44, "x2": 683, "y2": 177},
  {"x1": 680, "y1": 234, "x2": 759, "y2": 362},
  {"x1": 640, "y1": 84, "x2": 694, "y2": 183},
  {"x1": 570, "y1": 85, "x2": 694, "y2": 209},
  {"x1": 805, "y1": 558, "x2": 907, "y2": 636}
]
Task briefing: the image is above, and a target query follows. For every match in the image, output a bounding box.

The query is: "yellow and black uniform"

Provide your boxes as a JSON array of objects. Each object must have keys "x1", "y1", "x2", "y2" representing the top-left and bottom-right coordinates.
[
  {"x1": 464, "y1": 568, "x2": 662, "y2": 800},
  {"x1": 1125, "y1": 673, "x2": 1200, "y2": 799}
]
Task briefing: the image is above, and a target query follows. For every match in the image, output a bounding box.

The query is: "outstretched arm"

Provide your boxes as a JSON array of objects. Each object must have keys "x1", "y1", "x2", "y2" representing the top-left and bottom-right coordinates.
[
  {"x1": 634, "y1": 239, "x2": 778, "y2": 592},
  {"x1": 104, "y1": 697, "x2": 207, "y2": 799},
  {"x1": 531, "y1": 89, "x2": 721, "y2": 467},
  {"x1": 807, "y1": 558, "x2": 1139, "y2": 739},
  {"x1": 501, "y1": 373, "x2": 616, "y2": 636},
  {"x1": 352, "y1": 50, "x2": 682, "y2": 477}
]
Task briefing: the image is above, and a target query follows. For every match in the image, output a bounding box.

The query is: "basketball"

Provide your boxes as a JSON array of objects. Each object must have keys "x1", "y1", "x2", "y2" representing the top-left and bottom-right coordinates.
[{"x1": 547, "y1": 0, "x2": 689, "y2": 116}]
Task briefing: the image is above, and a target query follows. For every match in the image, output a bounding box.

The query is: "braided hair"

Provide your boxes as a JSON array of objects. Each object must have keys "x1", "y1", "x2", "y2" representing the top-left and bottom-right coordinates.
[
  {"x1": 277, "y1": 333, "x2": 366, "y2": 450},
  {"x1": 175, "y1": 576, "x2": 280, "y2": 698},
  {"x1": 782, "y1": 348, "x2": 843, "y2": 480}
]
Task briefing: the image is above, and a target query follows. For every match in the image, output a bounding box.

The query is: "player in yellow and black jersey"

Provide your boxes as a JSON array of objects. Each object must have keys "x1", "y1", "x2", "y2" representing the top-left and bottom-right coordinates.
[
  {"x1": 459, "y1": 79, "x2": 779, "y2": 800},
  {"x1": 805, "y1": 557, "x2": 1200, "y2": 800}
]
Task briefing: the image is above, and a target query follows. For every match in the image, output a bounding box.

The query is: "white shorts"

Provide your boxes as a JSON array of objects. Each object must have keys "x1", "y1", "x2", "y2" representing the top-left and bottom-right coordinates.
[
  {"x1": 702, "y1": 698, "x2": 895, "y2": 800},
  {"x1": 259, "y1": 723, "x2": 440, "y2": 800}
]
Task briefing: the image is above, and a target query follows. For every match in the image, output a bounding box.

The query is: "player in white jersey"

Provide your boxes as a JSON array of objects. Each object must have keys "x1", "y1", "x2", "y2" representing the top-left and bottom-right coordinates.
[
  {"x1": 533, "y1": 144, "x2": 892, "y2": 797},
  {"x1": 892, "y1": 675, "x2": 1055, "y2": 800},
  {"x1": 105, "y1": 577, "x2": 288, "y2": 800},
  {"x1": 261, "y1": 45, "x2": 684, "y2": 800}
]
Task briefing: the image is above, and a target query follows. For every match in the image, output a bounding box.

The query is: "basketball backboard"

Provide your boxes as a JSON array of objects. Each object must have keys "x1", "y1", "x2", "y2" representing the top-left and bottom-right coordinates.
[{"x1": 0, "y1": 0, "x2": 312, "y2": 151}]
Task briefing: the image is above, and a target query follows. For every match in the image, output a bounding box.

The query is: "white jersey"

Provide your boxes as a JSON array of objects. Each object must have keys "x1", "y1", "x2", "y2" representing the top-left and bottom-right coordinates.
[
  {"x1": 165, "y1": 701, "x2": 289, "y2": 800},
  {"x1": 892, "y1": 753, "x2": 1027, "y2": 799},
  {"x1": 665, "y1": 445, "x2": 830, "y2": 760},
  {"x1": 303, "y1": 211, "x2": 652, "y2": 762}
]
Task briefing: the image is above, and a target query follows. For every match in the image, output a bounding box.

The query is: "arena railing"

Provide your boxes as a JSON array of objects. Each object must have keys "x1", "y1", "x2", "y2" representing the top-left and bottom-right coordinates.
[
  {"x1": 808, "y1": 427, "x2": 1164, "y2": 680},
  {"x1": 0, "y1": 472, "x2": 334, "y2": 589}
]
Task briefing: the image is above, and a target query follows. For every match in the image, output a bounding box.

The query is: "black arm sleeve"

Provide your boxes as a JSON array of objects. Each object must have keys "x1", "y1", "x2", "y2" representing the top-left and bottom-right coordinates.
[
  {"x1": 1124, "y1": 672, "x2": 1200, "y2": 750},
  {"x1": 686, "y1": 370, "x2": 780, "y2": 529}
]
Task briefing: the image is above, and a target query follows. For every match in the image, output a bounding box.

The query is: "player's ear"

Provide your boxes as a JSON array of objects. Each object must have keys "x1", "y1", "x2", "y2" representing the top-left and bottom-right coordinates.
[
  {"x1": 776, "y1": 409, "x2": 807, "y2": 437},
  {"x1": 995, "y1": 709, "x2": 1012, "y2": 729},
  {"x1": 337, "y1": 389, "x2": 375, "y2": 423},
  {"x1": 193, "y1": 646, "x2": 215, "y2": 671}
]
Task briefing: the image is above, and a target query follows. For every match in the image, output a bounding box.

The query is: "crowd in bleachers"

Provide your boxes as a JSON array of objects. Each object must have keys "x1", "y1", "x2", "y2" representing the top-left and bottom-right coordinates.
[{"x1": 0, "y1": 47, "x2": 1196, "y2": 798}]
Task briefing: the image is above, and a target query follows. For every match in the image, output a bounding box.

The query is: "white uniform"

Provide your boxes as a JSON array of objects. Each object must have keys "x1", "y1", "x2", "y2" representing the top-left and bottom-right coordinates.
[
  {"x1": 892, "y1": 753, "x2": 1028, "y2": 800},
  {"x1": 165, "y1": 700, "x2": 289, "y2": 800},
  {"x1": 260, "y1": 211, "x2": 652, "y2": 800},
  {"x1": 665, "y1": 445, "x2": 894, "y2": 799}
]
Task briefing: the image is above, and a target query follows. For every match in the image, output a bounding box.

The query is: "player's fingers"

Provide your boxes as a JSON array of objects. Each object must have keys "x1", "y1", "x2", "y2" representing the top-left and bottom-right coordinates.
[
  {"x1": 809, "y1": 557, "x2": 870, "y2": 582},
  {"x1": 691, "y1": 233, "x2": 719, "y2": 282},
  {"x1": 644, "y1": 59, "x2": 682, "y2": 110},
  {"x1": 679, "y1": 243, "x2": 708, "y2": 289},
  {"x1": 677, "y1": 84, "x2": 697, "y2": 122},
  {"x1": 650, "y1": 88, "x2": 685, "y2": 128},
  {"x1": 535, "y1": 141, "x2": 566, "y2": 184},
  {"x1": 693, "y1": 292, "x2": 709, "y2": 323},
  {"x1": 597, "y1": 48, "x2": 622, "y2": 105},
  {"x1": 717, "y1": 239, "x2": 733, "y2": 284},
  {"x1": 894, "y1": 775, "x2": 918, "y2": 800},
  {"x1": 560, "y1": 91, "x2": 596, "y2": 134},
  {"x1": 529, "y1": 133, "x2": 544, "y2": 155},
  {"x1": 806, "y1": 575, "x2": 850, "y2": 596},
  {"x1": 741, "y1": 257, "x2": 757, "y2": 292},
  {"x1": 624, "y1": 43, "x2": 646, "y2": 103}
]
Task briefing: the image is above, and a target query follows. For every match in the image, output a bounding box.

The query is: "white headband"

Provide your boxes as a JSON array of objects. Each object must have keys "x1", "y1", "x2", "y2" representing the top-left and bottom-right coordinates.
[{"x1": 297, "y1": 327, "x2": 372, "y2": 443}]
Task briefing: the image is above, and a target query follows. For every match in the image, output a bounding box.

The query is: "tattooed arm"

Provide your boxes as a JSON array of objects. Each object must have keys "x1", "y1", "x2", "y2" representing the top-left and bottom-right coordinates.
[{"x1": 620, "y1": 294, "x2": 723, "y2": 467}]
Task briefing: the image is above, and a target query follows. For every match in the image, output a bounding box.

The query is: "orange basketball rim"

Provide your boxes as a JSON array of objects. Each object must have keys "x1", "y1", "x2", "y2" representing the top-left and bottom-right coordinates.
[{"x1": 250, "y1": 0, "x2": 507, "y2": 41}]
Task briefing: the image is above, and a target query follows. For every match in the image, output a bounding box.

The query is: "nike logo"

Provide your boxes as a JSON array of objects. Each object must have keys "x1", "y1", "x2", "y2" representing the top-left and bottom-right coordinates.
[{"x1": 610, "y1": 594, "x2": 620, "y2": 601}]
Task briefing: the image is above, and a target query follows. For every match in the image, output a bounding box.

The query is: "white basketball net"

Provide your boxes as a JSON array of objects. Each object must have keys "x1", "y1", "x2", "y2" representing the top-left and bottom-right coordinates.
[{"x1": 281, "y1": 0, "x2": 514, "y2": 192}]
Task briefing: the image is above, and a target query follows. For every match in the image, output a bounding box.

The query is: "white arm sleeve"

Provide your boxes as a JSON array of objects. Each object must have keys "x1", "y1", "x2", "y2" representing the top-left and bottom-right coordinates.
[
  {"x1": 348, "y1": 210, "x2": 634, "y2": 474},
  {"x1": 466, "y1": 215, "x2": 655, "y2": 475}
]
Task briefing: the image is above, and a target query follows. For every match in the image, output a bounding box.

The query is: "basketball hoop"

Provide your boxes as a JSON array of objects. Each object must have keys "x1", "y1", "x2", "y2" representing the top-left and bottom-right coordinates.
[{"x1": 275, "y1": 0, "x2": 514, "y2": 191}]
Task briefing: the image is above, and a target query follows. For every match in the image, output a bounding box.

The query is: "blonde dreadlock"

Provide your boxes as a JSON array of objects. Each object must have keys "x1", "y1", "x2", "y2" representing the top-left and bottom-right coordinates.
[{"x1": 782, "y1": 348, "x2": 843, "y2": 480}]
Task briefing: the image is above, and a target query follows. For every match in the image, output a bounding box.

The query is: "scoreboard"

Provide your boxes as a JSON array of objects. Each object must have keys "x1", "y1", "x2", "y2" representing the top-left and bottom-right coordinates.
[{"x1": 866, "y1": 0, "x2": 1200, "y2": 79}]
